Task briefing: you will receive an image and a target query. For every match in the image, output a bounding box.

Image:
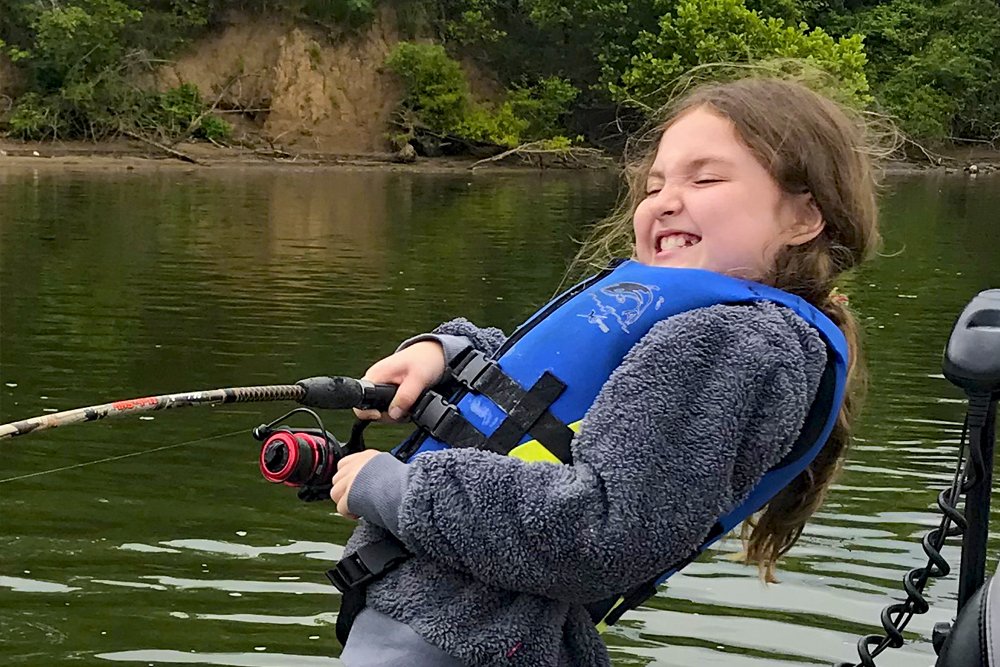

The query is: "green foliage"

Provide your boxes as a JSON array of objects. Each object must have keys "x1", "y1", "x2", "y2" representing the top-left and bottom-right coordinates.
[
  {"x1": 0, "y1": 1, "x2": 236, "y2": 141},
  {"x1": 4, "y1": 0, "x2": 1000, "y2": 148},
  {"x1": 6, "y1": 92, "x2": 65, "y2": 139},
  {"x1": 2, "y1": 81, "x2": 231, "y2": 141},
  {"x1": 607, "y1": 0, "x2": 869, "y2": 110},
  {"x1": 298, "y1": 0, "x2": 376, "y2": 29},
  {"x1": 829, "y1": 0, "x2": 1000, "y2": 141},
  {"x1": 386, "y1": 42, "x2": 471, "y2": 135},
  {"x1": 385, "y1": 41, "x2": 577, "y2": 151},
  {"x1": 441, "y1": 0, "x2": 507, "y2": 44},
  {"x1": 32, "y1": 0, "x2": 142, "y2": 87},
  {"x1": 152, "y1": 83, "x2": 232, "y2": 141},
  {"x1": 458, "y1": 103, "x2": 527, "y2": 148},
  {"x1": 744, "y1": 0, "x2": 802, "y2": 23},
  {"x1": 506, "y1": 77, "x2": 579, "y2": 140}
]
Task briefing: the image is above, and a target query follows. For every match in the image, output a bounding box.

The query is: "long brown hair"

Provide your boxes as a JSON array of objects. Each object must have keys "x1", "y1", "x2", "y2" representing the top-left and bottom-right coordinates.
[{"x1": 572, "y1": 76, "x2": 886, "y2": 581}]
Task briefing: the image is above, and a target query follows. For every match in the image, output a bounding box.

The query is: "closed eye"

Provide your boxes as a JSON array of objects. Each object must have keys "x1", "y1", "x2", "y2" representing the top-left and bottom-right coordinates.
[{"x1": 693, "y1": 178, "x2": 724, "y2": 186}]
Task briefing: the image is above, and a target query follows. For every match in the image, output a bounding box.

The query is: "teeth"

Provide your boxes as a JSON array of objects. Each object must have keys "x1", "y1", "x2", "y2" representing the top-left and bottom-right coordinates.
[{"x1": 658, "y1": 233, "x2": 699, "y2": 252}]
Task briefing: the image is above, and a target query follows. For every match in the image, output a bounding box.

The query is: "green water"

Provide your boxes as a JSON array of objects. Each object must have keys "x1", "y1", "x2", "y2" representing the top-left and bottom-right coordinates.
[{"x1": 0, "y1": 165, "x2": 997, "y2": 667}]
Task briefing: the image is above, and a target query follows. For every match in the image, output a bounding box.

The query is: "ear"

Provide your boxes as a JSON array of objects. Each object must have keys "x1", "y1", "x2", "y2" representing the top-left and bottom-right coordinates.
[{"x1": 786, "y1": 194, "x2": 825, "y2": 247}]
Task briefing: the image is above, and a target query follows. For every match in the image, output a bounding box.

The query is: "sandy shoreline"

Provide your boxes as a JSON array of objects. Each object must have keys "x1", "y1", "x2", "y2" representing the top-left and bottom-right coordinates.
[
  {"x1": 0, "y1": 139, "x2": 492, "y2": 174},
  {"x1": 0, "y1": 138, "x2": 996, "y2": 176}
]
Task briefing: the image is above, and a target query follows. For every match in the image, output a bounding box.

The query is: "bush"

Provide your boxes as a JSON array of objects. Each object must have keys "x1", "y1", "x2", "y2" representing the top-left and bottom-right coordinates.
[
  {"x1": 385, "y1": 42, "x2": 472, "y2": 136},
  {"x1": 506, "y1": 77, "x2": 579, "y2": 140},
  {"x1": 152, "y1": 83, "x2": 231, "y2": 141},
  {"x1": 386, "y1": 41, "x2": 578, "y2": 151},
  {"x1": 31, "y1": 0, "x2": 142, "y2": 88},
  {"x1": 607, "y1": 0, "x2": 870, "y2": 111},
  {"x1": 832, "y1": 0, "x2": 1000, "y2": 142},
  {"x1": 6, "y1": 93, "x2": 65, "y2": 139}
]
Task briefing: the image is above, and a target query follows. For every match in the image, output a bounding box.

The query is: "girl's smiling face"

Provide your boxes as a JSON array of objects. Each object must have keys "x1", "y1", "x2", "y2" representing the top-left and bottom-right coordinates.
[{"x1": 633, "y1": 107, "x2": 823, "y2": 280}]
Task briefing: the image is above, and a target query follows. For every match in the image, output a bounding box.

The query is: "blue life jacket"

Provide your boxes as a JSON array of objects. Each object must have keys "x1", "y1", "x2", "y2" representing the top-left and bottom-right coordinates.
[{"x1": 329, "y1": 259, "x2": 848, "y2": 638}]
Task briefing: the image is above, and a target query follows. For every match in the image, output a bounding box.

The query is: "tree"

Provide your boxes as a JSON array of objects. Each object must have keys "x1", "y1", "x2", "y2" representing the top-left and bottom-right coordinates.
[{"x1": 606, "y1": 0, "x2": 869, "y2": 111}]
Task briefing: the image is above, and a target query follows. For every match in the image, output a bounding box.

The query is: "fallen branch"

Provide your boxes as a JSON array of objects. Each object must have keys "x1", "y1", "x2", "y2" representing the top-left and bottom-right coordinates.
[
  {"x1": 177, "y1": 72, "x2": 247, "y2": 144},
  {"x1": 123, "y1": 130, "x2": 204, "y2": 165},
  {"x1": 471, "y1": 141, "x2": 609, "y2": 169},
  {"x1": 903, "y1": 136, "x2": 949, "y2": 165},
  {"x1": 945, "y1": 135, "x2": 998, "y2": 148},
  {"x1": 254, "y1": 147, "x2": 297, "y2": 160}
]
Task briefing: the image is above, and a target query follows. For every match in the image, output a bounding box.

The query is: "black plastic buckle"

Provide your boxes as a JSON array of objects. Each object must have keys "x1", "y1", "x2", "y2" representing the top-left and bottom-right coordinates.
[
  {"x1": 326, "y1": 540, "x2": 409, "y2": 593},
  {"x1": 410, "y1": 391, "x2": 459, "y2": 432},
  {"x1": 450, "y1": 349, "x2": 496, "y2": 390}
]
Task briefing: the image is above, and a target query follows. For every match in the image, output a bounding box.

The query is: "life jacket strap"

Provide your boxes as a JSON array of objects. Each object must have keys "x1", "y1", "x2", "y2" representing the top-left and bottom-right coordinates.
[
  {"x1": 586, "y1": 520, "x2": 724, "y2": 627},
  {"x1": 449, "y1": 349, "x2": 575, "y2": 463},
  {"x1": 410, "y1": 390, "x2": 489, "y2": 449},
  {"x1": 326, "y1": 537, "x2": 411, "y2": 594},
  {"x1": 326, "y1": 535, "x2": 411, "y2": 644}
]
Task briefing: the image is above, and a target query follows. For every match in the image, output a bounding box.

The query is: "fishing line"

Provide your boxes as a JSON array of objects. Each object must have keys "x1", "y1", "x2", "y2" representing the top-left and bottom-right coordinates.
[{"x1": 0, "y1": 427, "x2": 247, "y2": 484}]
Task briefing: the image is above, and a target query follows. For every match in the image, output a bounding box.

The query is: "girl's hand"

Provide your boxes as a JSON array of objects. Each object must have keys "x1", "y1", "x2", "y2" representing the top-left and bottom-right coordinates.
[
  {"x1": 330, "y1": 450, "x2": 382, "y2": 518},
  {"x1": 353, "y1": 341, "x2": 446, "y2": 422}
]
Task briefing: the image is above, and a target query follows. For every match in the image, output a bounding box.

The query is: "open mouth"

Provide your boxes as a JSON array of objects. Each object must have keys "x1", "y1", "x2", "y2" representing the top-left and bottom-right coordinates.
[{"x1": 657, "y1": 232, "x2": 701, "y2": 253}]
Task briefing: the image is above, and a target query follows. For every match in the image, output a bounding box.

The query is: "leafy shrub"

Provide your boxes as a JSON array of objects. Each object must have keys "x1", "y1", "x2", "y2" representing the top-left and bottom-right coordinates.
[
  {"x1": 386, "y1": 41, "x2": 578, "y2": 151},
  {"x1": 386, "y1": 42, "x2": 471, "y2": 136},
  {"x1": 607, "y1": 0, "x2": 869, "y2": 110},
  {"x1": 6, "y1": 93, "x2": 65, "y2": 139},
  {"x1": 151, "y1": 83, "x2": 232, "y2": 141},
  {"x1": 506, "y1": 77, "x2": 579, "y2": 141},
  {"x1": 31, "y1": 0, "x2": 142, "y2": 87},
  {"x1": 832, "y1": 0, "x2": 1000, "y2": 142},
  {"x1": 197, "y1": 114, "x2": 232, "y2": 142}
]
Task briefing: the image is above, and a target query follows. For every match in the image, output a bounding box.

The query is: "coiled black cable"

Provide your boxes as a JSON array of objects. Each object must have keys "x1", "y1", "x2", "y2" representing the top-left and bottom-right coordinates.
[{"x1": 836, "y1": 417, "x2": 970, "y2": 667}]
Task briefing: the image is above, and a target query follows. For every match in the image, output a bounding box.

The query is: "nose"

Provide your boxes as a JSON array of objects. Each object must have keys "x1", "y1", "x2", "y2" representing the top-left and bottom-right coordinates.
[{"x1": 650, "y1": 184, "x2": 682, "y2": 218}]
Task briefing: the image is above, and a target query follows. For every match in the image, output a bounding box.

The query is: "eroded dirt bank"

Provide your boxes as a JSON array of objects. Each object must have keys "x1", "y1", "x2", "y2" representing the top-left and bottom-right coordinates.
[
  {"x1": 1, "y1": 10, "x2": 998, "y2": 176},
  {"x1": 158, "y1": 12, "x2": 402, "y2": 154}
]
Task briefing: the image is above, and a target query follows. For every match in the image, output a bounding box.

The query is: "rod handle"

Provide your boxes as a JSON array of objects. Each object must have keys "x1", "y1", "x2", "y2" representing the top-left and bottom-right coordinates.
[{"x1": 295, "y1": 376, "x2": 397, "y2": 411}]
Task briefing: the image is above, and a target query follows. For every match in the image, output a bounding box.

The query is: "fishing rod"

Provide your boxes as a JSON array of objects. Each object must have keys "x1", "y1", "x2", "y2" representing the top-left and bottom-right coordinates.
[
  {"x1": 0, "y1": 375, "x2": 399, "y2": 500},
  {"x1": 0, "y1": 376, "x2": 397, "y2": 440}
]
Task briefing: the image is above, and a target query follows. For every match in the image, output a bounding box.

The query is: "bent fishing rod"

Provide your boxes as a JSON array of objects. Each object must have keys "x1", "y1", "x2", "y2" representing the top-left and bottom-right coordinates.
[
  {"x1": 0, "y1": 376, "x2": 397, "y2": 440},
  {"x1": 0, "y1": 375, "x2": 401, "y2": 503}
]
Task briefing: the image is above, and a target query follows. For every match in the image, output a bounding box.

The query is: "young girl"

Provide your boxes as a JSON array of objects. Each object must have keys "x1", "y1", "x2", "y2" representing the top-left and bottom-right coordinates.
[{"x1": 329, "y1": 77, "x2": 881, "y2": 666}]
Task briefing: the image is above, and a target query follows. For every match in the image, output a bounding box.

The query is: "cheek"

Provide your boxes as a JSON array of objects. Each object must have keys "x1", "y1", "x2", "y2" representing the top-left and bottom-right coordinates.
[
  {"x1": 632, "y1": 201, "x2": 653, "y2": 234},
  {"x1": 700, "y1": 184, "x2": 773, "y2": 227}
]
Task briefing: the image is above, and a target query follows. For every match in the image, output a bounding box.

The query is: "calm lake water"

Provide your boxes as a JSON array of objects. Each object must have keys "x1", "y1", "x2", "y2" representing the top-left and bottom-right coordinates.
[{"x1": 0, "y1": 163, "x2": 998, "y2": 667}]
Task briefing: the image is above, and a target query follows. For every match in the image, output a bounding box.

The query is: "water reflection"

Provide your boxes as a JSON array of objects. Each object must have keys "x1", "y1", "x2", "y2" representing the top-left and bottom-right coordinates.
[
  {"x1": 96, "y1": 650, "x2": 342, "y2": 666},
  {"x1": 0, "y1": 167, "x2": 997, "y2": 666}
]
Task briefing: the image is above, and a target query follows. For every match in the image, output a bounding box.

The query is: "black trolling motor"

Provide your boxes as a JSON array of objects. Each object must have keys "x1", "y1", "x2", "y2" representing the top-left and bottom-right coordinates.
[{"x1": 837, "y1": 288, "x2": 1000, "y2": 667}]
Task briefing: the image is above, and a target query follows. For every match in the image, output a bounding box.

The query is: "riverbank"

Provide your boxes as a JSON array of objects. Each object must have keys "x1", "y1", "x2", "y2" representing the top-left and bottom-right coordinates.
[
  {"x1": 0, "y1": 138, "x2": 615, "y2": 173},
  {"x1": 0, "y1": 138, "x2": 487, "y2": 173},
  {"x1": 1, "y1": 137, "x2": 998, "y2": 176}
]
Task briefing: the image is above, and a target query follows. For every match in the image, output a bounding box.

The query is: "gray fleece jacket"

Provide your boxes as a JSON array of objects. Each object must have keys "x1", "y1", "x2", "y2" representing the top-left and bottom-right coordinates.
[{"x1": 339, "y1": 302, "x2": 828, "y2": 667}]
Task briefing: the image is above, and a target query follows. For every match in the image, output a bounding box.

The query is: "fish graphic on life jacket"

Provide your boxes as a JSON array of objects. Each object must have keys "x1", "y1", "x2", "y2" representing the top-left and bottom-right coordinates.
[{"x1": 579, "y1": 282, "x2": 664, "y2": 333}]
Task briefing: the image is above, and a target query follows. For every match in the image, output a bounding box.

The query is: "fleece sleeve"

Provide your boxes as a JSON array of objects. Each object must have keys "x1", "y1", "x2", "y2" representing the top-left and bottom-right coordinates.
[
  {"x1": 428, "y1": 317, "x2": 508, "y2": 356},
  {"x1": 395, "y1": 318, "x2": 509, "y2": 367},
  {"x1": 350, "y1": 302, "x2": 828, "y2": 602}
]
